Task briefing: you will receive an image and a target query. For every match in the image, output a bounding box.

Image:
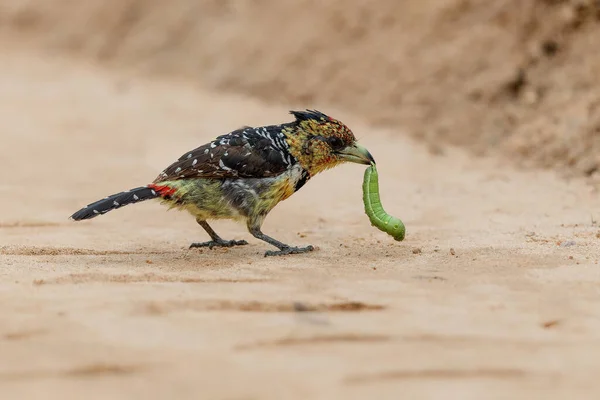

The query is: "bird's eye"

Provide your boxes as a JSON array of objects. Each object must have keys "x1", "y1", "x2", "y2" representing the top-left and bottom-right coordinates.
[{"x1": 328, "y1": 137, "x2": 344, "y2": 149}]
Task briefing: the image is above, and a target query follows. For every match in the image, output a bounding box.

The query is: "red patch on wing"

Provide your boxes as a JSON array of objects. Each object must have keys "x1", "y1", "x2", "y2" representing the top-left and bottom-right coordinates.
[{"x1": 147, "y1": 184, "x2": 177, "y2": 197}]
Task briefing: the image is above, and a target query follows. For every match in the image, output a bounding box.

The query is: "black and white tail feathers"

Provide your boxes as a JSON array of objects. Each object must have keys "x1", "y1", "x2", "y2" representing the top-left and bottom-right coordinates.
[{"x1": 70, "y1": 186, "x2": 160, "y2": 221}]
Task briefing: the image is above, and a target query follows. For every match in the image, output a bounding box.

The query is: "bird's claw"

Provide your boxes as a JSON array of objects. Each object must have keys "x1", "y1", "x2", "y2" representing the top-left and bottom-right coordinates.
[
  {"x1": 190, "y1": 239, "x2": 248, "y2": 249},
  {"x1": 264, "y1": 245, "x2": 314, "y2": 257}
]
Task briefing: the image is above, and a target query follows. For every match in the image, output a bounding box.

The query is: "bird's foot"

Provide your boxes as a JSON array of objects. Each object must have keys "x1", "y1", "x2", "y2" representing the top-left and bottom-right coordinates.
[
  {"x1": 190, "y1": 239, "x2": 248, "y2": 249},
  {"x1": 264, "y1": 245, "x2": 314, "y2": 257}
]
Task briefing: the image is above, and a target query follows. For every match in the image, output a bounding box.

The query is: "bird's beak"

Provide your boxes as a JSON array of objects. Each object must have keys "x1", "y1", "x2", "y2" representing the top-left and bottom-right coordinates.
[{"x1": 336, "y1": 143, "x2": 375, "y2": 165}]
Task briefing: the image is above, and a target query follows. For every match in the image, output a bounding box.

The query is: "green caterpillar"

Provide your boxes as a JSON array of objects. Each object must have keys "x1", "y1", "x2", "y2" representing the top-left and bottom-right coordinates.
[{"x1": 362, "y1": 164, "x2": 405, "y2": 241}]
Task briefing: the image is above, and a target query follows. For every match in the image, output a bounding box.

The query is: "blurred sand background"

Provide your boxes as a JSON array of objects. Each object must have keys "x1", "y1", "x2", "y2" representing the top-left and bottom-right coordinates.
[{"x1": 1, "y1": 1, "x2": 600, "y2": 399}]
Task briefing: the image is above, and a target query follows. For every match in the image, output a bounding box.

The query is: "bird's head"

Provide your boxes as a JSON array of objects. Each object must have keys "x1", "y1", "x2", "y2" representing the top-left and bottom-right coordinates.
[{"x1": 284, "y1": 110, "x2": 375, "y2": 176}]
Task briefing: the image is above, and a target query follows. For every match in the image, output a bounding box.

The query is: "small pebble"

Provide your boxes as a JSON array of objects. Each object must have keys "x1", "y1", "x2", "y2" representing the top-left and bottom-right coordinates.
[{"x1": 542, "y1": 319, "x2": 560, "y2": 329}]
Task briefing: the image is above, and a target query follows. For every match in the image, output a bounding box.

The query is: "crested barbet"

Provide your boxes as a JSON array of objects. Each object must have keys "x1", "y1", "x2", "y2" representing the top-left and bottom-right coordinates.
[{"x1": 70, "y1": 110, "x2": 375, "y2": 256}]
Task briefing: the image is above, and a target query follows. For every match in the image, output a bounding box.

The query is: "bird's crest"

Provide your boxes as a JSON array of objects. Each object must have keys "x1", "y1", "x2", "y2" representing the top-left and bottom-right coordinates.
[{"x1": 289, "y1": 109, "x2": 333, "y2": 123}]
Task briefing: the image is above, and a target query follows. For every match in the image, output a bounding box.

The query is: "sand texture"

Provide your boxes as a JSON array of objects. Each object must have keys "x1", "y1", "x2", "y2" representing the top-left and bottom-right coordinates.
[{"x1": 1, "y1": 1, "x2": 600, "y2": 399}]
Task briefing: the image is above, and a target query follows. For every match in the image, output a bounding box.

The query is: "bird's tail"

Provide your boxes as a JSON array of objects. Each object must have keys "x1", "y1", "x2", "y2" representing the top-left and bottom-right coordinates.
[{"x1": 70, "y1": 185, "x2": 163, "y2": 221}]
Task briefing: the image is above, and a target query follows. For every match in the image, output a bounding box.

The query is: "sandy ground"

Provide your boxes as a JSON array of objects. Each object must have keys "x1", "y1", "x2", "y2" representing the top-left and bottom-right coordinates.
[{"x1": 2, "y1": 49, "x2": 600, "y2": 399}]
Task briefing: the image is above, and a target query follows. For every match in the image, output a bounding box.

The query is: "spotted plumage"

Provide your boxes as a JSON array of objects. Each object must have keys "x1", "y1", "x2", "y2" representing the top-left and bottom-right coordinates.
[{"x1": 70, "y1": 110, "x2": 374, "y2": 257}]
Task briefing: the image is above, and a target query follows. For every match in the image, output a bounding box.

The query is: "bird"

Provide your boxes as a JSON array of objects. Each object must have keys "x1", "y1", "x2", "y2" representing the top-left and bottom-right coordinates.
[{"x1": 69, "y1": 110, "x2": 375, "y2": 257}]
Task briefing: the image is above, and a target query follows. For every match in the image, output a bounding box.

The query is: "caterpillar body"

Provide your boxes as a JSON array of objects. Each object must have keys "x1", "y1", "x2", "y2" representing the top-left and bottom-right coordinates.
[{"x1": 362, "y1": 164, "x2": 405, "y2": 241}]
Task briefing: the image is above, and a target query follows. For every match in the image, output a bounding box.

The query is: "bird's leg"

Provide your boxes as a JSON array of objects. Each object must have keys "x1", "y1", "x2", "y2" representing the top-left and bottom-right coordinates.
[
  {"x1": 247, "y1": 218, "x2": 314, "y2": 257},
  {"x1": 189, "y1": 219, "x2": 248, "y2": 249}
]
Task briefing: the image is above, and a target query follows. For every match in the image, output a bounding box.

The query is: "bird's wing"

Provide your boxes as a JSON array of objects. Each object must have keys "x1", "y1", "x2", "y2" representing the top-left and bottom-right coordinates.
[{"x1": 153, "y1": 126, "x2": 293, "y2": 183}]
